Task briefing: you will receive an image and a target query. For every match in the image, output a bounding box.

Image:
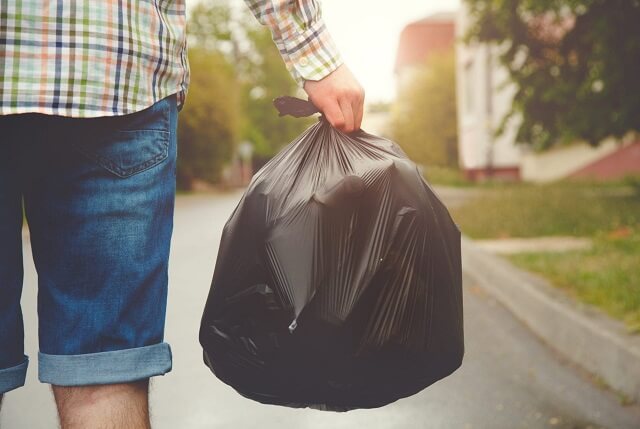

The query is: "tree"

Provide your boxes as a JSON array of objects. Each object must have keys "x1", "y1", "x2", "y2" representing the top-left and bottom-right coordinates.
[
  {"x1": 176, "y1": 0, "x2": 243, "y2": 188},
  {"x1": 464, "y1": 0, "x2": 640, "y2": 150},
  {"x1": 240, "y1": 26, "x2": 314, "y2": 163},
  {"x1": 391, "y1": 50, "x2": 459, "y2": 167},
  {"x1": 187, "y1": 0, "x2": 234, "y2": 53},
  {"x1": 177, "y1": 0, "x2": 312, "y2": 187},
  {"x1": 188, "y1": 0, "x2": 312, "y2": 161},
  {"x1": 176, "y1": 47, "x2": 240, "y2": 188}
]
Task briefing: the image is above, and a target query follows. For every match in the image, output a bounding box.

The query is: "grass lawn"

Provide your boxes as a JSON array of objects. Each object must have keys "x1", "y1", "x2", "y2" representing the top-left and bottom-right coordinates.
[
  {"x1": 422, "y1": 165, "x2": 474, "y2": 187},
  {"x1": 507, "y1": 231, "x2": 640, "y2": 333},
  {"x1": 449, "y1": 180, "x2": 640, "y2": 333}
]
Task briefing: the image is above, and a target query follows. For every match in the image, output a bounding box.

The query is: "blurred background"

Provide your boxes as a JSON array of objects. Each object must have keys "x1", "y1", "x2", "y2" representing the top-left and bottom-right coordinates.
[
  {"x1": 173, "y1": 0, "x2": 640, "y2": 425},
  {"x1": 3, "y1": 0, "x2": 639, "y2": 428},
  {"x1": 178, "y1": 0, "x2": 639, "y2": 338}
]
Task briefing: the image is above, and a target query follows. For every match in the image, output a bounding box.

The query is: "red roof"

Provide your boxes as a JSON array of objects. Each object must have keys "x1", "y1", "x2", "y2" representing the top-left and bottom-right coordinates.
[
  {"x1": 569, "y1": 141, "x2": 640, "y2": 180},
  {"x1": 394, "y1": 14, "x2": 455, "y2": 73}
]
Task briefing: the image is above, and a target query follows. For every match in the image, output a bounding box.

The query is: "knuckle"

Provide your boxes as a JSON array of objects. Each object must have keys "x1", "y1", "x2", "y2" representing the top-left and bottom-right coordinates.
[
  {"x1": 340, "y1": 86, "x2": 352, "y2": 95},
  {"x1": 330, "y1": 86, "x2": 344, "y2": 96},
  {"x1": 346, "y1": 88, "x2": 359, "y2": 99}
]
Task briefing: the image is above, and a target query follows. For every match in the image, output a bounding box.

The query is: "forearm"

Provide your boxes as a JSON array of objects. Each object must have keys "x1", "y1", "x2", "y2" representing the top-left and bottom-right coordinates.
[
  {"x1": 243, "y1": 0, "x2": 364, "y2": 132},
  {"x1": 243, "y1": 0, "x2": 343, "y2": 85}
]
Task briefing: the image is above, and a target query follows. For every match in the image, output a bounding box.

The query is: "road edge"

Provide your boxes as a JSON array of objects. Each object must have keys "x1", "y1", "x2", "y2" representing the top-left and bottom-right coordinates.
[{"x1": 461, "y1": 235, "x2": 640, "y2": 404}]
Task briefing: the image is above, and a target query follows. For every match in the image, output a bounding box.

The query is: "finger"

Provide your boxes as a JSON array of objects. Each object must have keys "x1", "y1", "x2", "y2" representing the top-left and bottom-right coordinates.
[
  {"x1": 353, "y1": 93, "x2": 364, "y2": 131},
  {"x1": 321, "y1": 99, "x2": 346, "y2": 131},
  {"x1": 338, "y1": 97, "x2": 355, "y2": 133}
]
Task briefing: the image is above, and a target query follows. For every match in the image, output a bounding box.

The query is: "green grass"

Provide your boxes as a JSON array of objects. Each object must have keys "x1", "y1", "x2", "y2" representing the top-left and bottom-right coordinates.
[
  {"x1": 450, "y1": 181, "x2": 640, "y2": 332},
  {"x1": 507, "y1": 231, "x2": 640, "y2": 333},
  {"x1": 421, "y1": 166, "x2": 474, "y2": 187},
  {"x1": 449, "y1": 181, "x2": 640, "y2": 238}
]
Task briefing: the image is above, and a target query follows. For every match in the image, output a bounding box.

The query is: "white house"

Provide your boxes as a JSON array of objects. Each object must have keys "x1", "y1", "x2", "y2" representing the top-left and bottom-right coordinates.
[
  {"x1": 455, "y1": 4, "x2": 640, "y2": 182},
  {"x1": 455, "y1": 5, "x2": 522, "y2": 181}
]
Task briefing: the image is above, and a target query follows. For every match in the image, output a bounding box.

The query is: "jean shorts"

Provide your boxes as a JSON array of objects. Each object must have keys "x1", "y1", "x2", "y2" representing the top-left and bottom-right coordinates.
[{"x1": 0, "y1": 94, "x2": 178, "y2": 394}]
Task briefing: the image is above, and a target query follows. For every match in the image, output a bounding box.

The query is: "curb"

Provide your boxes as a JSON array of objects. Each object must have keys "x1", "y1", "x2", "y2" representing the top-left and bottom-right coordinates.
[{"x1": 461, "y1": 235, "x2": 640, "y2": 403}]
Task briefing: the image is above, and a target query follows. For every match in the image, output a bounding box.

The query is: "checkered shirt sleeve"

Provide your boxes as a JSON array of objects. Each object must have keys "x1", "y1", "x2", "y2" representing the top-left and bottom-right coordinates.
[{"x1": 244, "y1": 0, "x2": 344, "y2": 86}]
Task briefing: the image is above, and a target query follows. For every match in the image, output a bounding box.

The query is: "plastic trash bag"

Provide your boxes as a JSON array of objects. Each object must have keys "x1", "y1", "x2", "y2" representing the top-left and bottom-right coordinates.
[{"x1": 199, "y1": 97, "x2": 464, "y2": 411}]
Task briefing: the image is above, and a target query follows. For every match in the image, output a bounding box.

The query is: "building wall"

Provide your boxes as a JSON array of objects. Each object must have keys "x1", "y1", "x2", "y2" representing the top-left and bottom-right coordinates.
[
  {"x1": 455, "y1": 4, "x2": 522, "y2": 179},
  {"x1": 521, "y1": 139, "x2": 626, "y2": 183}
]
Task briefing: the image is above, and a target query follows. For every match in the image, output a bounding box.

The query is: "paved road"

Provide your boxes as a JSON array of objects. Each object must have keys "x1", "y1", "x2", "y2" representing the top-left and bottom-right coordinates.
[{"x1": 2, "y1": 190, "x2": 639, "y2": 428}]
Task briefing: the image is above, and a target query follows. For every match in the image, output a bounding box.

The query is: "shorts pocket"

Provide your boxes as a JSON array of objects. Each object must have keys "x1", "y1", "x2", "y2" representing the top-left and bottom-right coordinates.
[{"x1": 74, "y1": 129, "x2": 170, "y2": 178}]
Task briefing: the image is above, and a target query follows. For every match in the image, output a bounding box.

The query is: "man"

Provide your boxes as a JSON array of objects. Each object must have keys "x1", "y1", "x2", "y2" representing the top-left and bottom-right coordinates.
[{"x1": 0, "y1": 0, "x2": 364, "y2": 427}]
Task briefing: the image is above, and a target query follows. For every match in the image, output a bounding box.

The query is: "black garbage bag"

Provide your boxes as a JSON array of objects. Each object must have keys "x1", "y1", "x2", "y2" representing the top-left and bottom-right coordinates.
[{"x1": 199, "y1": 97, "x2": 464, "y2": 411}]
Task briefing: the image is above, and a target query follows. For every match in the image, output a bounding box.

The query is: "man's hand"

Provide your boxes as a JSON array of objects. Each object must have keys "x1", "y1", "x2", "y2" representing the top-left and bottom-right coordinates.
[{"x1": 304, "y1": 64, "x2": 365, "y2": 133}]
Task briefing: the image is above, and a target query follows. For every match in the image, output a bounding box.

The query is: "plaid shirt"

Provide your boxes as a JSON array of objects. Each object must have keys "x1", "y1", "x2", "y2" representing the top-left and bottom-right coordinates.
[{"x1": 0, "y1": 0, "x2": 342, "y2": 117}]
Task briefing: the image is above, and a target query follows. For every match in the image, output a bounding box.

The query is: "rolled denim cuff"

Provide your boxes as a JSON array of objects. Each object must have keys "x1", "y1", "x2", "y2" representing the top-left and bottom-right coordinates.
[
  {"x1": 39, "y1": 342, "x2": 172, "y2": 386},
  {"x1": 0, "y1": 356, "x2": 28, "y2": 394}
]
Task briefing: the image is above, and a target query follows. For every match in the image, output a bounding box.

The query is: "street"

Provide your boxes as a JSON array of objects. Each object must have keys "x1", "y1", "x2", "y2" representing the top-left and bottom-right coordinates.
[{"x1": 1, "y1": 190, "x2": 639, "y2": 428}]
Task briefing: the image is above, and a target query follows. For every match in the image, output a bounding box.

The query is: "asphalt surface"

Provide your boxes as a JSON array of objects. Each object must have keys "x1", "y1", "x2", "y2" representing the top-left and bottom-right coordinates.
[{"x1": 1, "y1": 190, "x2": 639, "y2": 428}]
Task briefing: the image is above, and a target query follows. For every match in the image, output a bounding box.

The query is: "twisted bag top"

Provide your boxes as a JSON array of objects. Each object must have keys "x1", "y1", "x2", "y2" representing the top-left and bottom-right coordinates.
[{"x1": 199, "y1": 97, "x2": 464, "y2": 411}]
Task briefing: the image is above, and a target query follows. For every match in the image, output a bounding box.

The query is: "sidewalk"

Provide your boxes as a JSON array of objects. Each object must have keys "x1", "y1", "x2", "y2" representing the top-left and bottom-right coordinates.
[{"x1": 461, "y1": 234, "x2": 640, "y2": 404}]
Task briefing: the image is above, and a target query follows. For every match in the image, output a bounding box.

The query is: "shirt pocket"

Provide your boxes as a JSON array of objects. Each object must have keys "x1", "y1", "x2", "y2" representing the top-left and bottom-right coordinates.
[{"x1": 73, "y1": 128, "x2": 170, "y2": 178}]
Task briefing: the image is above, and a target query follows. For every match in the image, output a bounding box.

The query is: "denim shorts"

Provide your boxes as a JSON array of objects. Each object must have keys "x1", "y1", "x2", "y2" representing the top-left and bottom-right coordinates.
[{"x1": 0, "y1": 94, "x2": 178, "y2": 394}]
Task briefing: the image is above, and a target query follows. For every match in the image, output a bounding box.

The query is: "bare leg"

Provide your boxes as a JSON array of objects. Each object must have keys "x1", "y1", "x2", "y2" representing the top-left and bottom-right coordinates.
[{"x1": 52, "y1": 379, "x2": 150, "y2": 429}]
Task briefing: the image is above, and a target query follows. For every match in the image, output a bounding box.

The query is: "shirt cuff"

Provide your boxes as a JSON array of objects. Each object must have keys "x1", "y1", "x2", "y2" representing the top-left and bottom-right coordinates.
[{"x1": 280, "y1": 18, "x2": 344, "y2": 87}]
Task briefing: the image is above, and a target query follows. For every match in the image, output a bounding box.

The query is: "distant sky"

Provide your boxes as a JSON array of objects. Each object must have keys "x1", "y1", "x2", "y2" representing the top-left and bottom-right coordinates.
[
  {"x1": 321, "y1": 0, "x2": 461, "y2": 103},
  {"x1": 188, "y1": 0, "x2": 462, "y2": 103}
]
